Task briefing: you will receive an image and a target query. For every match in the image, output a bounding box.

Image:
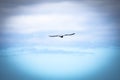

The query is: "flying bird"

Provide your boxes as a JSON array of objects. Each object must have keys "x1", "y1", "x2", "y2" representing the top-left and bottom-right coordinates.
[{"x1": 49, "y1": 33, "x2": 75, "y2": 38}]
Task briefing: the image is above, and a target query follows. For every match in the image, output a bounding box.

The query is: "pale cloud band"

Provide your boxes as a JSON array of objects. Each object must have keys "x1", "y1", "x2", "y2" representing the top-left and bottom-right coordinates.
[{"x1": 2, "y1": 1, "x2": 118, "y2": 49}]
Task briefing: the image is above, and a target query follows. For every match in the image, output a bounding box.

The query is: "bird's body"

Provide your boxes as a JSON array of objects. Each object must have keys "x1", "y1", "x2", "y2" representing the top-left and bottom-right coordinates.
[
  {"x1": 49, "y1": 33, "x2": 75, "y2": 38},
  {"x1": 59, "y1": 36, "x2": 64, "y2": 38}
]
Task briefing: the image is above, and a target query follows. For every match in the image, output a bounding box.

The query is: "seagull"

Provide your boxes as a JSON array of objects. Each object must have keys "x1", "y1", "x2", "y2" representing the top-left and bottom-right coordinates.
[{"x1": 49, "y1": 33, "x2": 75, "y2": 38}]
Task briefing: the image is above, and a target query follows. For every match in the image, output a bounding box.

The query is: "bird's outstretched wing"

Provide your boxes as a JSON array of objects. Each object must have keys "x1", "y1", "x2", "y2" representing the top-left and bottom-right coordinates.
[
  {"x1": 64, "y1": 33, "x2": 75, "y2": 36},
  {"x1": 49, "y1": 35, "x2": 59, "y2": 37}
]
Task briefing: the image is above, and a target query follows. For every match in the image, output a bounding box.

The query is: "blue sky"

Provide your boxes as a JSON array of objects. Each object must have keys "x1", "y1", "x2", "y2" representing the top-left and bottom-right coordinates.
[{"x1": 0, "y1": 0, "x2": 119, "y2": 80}]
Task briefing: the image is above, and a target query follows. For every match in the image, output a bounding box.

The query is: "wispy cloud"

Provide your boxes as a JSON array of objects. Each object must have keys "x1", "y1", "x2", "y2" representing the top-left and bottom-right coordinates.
[
  {"x1": 2, "y1": 1, "x2": 117, "y2": 48},
  {"x1": 5, "y1": 2, "x2": 104, "y2": 33}
]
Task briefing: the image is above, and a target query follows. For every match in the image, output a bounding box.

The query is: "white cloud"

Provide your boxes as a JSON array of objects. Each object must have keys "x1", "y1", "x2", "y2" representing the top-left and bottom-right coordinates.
[
  {"x1": 5, "y1": 1, "x2": 103, "y2": 34},
  {"x1": 3, "y1": 2, "x2": 114, "y2": 48},
  {"x1": 6, "y1": 14, "x2": 91, "y2": 34}
]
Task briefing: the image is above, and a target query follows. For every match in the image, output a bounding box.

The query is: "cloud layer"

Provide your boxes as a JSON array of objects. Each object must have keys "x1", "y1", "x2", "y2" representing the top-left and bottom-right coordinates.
[{"x1": 2, "y1": 1, "x2": 117, "y2": 49}]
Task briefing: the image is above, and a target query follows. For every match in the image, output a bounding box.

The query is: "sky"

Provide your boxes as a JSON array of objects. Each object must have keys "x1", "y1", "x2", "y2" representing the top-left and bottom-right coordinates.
[{"x1": 0, "y1": 0, "x2": 120, "y2": 80}]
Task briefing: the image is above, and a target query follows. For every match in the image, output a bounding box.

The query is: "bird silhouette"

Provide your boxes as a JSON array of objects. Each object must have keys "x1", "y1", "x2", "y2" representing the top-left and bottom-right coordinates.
[{"x1": 49, "y1": 33, "x2": 75, "y2": 38}]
